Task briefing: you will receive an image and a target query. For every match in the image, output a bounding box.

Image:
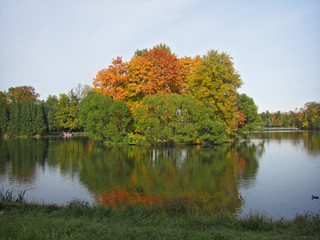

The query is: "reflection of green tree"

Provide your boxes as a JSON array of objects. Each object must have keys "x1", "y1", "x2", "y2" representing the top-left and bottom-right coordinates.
[
  {"x1": 79, "y1": 146, "x2": 135, "y2": 191},
  {"x1": 46, "y1": 137, "x2": 91, "y2": 176},
  {"x1": 0, "y1": 138, "x2": 48, "y2": 182},
  {"x1": 302, "y1": 131, "x2": 320, "y2": 155},
  {"x1": 81, "y1": 143, "x2": 263, "y2": 213}
]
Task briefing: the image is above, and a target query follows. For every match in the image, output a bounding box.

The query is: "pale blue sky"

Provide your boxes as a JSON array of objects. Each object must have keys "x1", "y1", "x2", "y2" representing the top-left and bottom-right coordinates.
[{"x1": 1, "y1": 0, "x2": 319, "y2": 112}]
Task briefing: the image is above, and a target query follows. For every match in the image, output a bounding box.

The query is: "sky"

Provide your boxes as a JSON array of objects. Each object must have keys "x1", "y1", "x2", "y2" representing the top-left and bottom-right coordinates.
[{"x1": 0, "y1": 0, "x2": 319, "y2": 113}]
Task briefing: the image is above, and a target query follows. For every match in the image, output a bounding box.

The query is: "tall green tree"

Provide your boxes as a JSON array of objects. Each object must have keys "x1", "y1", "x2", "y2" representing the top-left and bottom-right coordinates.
[
  {"x1": 44, "y1": 95, "x2": 59, "y2": 132},
  {"x1": 33, "y1": 102, "x2": 47, "y2": 135},
  {"x1": 7, "y1": 102, "x2": 21, "y2": 136},
  {"x1": 19, "y1": 101, "x2": 33, "y2": 136},
  {"x1": 0, "y1": 91, "x2": 9, "y2": 135},
  {"x1": 79, "y1": 91, "x2": 131, "y2": 144},
  {"x1": 186, "y1": 50, "x2": 242, "y2": 133}
]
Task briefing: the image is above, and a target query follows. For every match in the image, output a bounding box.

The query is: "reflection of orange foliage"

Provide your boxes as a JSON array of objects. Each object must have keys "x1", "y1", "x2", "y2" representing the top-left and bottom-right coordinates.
[
  {"x1": 94, "y1": 187, "x2": 195, "y2": 209},
  {"x1": 232, "y1": 152, "x2": 247, "y2": 173},
  {"x1": 129, "y1": 171, "x2": 137, "y2": 186},
  {"x1": 239, "y1": 157, "x2": 246, "y2": 171},
  {"x1": 95, "y1": 187, "x2": 162, "y2": 209}
]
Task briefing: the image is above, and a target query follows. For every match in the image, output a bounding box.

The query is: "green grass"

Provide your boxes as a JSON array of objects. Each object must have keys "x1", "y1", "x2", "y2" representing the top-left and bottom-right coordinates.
[{"x1": 1, "y1": 199, "x2": 319, "y2": 240}]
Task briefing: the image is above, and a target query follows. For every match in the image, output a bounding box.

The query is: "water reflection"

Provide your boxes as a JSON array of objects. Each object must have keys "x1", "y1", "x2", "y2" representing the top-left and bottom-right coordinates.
[
  {"x1": 1, "y1": 132, "x2": 319, "y2": 218},
  {"x1": 0, "y1": 138, "x2": 48, "y2": 183},
  {"x1": 0, "y1": 137, "x2": 264, "y2": 213},
  {"x1": 252, "y1": 131, "x2": 320, "y2": 156},
  {"x1": 81, "y1": 143, "x2": 264, "y2": 213}
]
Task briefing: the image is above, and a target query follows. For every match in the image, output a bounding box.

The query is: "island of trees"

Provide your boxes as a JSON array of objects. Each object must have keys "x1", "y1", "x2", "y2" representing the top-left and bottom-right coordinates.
[{"x1": 0, "y1": 44, "x2": 319, "y2": 144}]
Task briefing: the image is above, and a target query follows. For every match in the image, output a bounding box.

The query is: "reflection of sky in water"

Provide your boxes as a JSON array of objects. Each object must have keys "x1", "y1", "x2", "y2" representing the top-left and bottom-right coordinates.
[
  {"x1": 0, "y1": 162, "x2": 94, "y2": 205},
  {"x1": 238, "y1": 138, "x2": 320, "y2": 219}
]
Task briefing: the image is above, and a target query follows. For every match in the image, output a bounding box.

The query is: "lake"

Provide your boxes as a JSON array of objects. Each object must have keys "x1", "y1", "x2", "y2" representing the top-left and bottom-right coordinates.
[{"x1": 0, "y1": 131, "x2": 319, "y2": 219}]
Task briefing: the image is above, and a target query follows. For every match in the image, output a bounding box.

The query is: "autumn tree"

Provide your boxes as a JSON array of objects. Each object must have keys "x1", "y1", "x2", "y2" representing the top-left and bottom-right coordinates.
[
  {"x1": 126, "y1": 47, "x2": 185, "y2": 111},
  {"x1": 7, "y1": 86, "x2": 39, "y2": 103},
  {"x1": 300, "y1": 102, "x2": 320, "y2": 129},
  {"x1": 127, "y1": 47, "x2": 184, "y2": 95},
  {"x1": 93, "y1": 57, "x2": 128, "y2": 101},
  {"x1": 93, "y1": 45, "x2": 186, "y2": 113},
  {"x1": 186, "y1": 50, "x2": 242, "y2": 133}
]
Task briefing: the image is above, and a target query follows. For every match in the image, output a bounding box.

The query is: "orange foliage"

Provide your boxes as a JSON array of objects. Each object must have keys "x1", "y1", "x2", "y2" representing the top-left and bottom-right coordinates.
[
  {"x1": 127, "y1": 47, "x2": 184, "y2": 97},
  {"x1": 233, "y1": 108, "x2": 247, "y2": 130},
  {"x1": 93, "y1": 57, "x2": 128, "y2": 100},
  {"x1": 93, "y1": 48, "x2": 188, "y2": 114},
  {"x1": 180, "y1": 56, "x2": 202, "y2": 94}
]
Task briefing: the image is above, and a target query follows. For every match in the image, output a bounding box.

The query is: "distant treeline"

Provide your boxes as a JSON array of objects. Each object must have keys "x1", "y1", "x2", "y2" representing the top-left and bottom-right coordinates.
[
  {"x1": 1, "y1": 45, "x2": 318, "y2": 144},
  {"x1": 260, "y1": 102, "x2": 320, "y2": 129}
]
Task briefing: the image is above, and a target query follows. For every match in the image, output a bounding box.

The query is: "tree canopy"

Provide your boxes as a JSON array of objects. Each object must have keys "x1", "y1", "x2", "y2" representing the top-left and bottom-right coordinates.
[
  {"x1": 134, "y1": 93, "x2": 227, "y2": 144},
  {"x1": 186, "y1": 50, "x2": 242, "y2": 133},
  {"x1": 92, "y1": 45, "x2": 243, "y2": 137},
  {"x1": 79, "y1": 91, "x2": 131, "y2": 143}
]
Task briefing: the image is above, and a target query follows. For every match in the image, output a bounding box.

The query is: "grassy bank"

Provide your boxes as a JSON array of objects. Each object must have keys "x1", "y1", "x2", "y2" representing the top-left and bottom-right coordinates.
[{"x1": 1, "y1": 199, "x2": 319, "y2": 240}]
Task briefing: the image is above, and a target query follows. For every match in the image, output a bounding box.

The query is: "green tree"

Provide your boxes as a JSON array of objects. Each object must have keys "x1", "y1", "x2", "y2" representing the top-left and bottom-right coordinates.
[
  {"x1": 7, "y1": 102, "x2": 21, "y2": 136},
  {"x1": 195, "y1": 106, "x2": 227, "y2": 144},
  {"x1": 33, "y1": 102, "x2": 47, "y2": 135},
  {"x1": 55, "y1": 91, "x2": 80, "y2": 132},
  {"x1": 44, "y1": 95, "x2": 59, "y2": 132},
  {"x1": 0, "y1": 91, "x2": 9, "y2": 135},
  {"x1": 186, "y1": 50, "x2": 242, "y2": 133},
  {"x1": 236, "y1": 93, "x2": 260, "y2": 131},
  {"x1": 79, "y1": 91, "x2": 131, "y2": 144},
  {"x1": 134, "y1": 93, "x2": 197, "y2": 144},
  {"x1": 19, "y1": 101, "x2": 33, "y2": 136},
  {"x1": 134, "y1": 93, "x2": 227, "y2": 144}
]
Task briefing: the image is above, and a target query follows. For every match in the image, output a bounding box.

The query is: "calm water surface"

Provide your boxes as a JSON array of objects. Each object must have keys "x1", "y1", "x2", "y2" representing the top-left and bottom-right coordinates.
[{"x1": 0, "y1": 131, "x2": 319, "y2": 219}]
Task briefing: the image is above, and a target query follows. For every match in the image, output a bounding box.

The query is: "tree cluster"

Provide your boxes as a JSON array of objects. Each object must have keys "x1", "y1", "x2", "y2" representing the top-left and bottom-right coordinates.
[
  {"x1": 260, "y1": 102, "x2": 320, "y2": 130},
  {"x1": 0, "y1": 87, "x2": 46, "y2": 137},
  {"x1": 89, "y1": 44, "x2": 260, "y2": 144},
  {"x1": 0, "y1": 45, "x2": 265, "y2": 144},
  {"x1": 0, "y1": 84, "x2": 90, "y2": 137}
]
